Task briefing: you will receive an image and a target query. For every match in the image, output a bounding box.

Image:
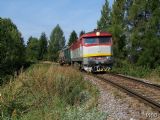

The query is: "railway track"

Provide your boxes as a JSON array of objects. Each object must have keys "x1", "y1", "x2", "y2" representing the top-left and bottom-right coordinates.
[{"x1": 94, "y1": 73, "x2": 160, "y2": 112}]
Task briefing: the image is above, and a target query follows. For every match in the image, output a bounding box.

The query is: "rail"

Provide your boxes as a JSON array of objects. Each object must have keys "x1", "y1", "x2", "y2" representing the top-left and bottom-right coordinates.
[{"x1": 94, "y1": 73, "x2": 160, "y2": 112}]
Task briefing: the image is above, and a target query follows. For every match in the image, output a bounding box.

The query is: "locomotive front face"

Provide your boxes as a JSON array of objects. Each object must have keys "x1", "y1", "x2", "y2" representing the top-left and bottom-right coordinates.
[
  {"x1": 82, "y1": 36, "x2": 113, "y2": 64},
  {"x1": 82, "y1": 35, "x2": 113, "y2": 72}
]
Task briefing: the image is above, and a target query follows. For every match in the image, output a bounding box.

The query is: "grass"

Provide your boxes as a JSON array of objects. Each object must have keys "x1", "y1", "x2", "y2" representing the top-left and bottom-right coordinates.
[
  {"x1": 145, "y1": 66, "x2": 160, "y2": 83},
  {"x1": 112, "y1": 60, "x2": 151, "y2": 78},
  {"x1": 0, "y1": 63, "x2": 107, "y2": 120},
  {"x1": 112, "y1": 60, "x2": 160, "y2": 83}
]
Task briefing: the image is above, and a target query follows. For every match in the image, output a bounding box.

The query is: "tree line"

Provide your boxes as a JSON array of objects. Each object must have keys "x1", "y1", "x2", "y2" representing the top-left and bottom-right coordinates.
[
  {"x1": 26, "y1": 25, "x2": 85, "y2": 62},
  {"x1": 26, "y1": 24, "x2": 65, "y2": 62},
  {"x1": 97, "y1": 0, "x2": 160, "y2": 68},
  {"x1": 0, "y1": 17, "x2": 85, "y2": 83}
]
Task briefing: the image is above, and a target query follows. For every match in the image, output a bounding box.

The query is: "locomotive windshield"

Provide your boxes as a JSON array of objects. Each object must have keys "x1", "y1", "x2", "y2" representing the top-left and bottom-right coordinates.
[
  {"x1": 84, "y1": 36, "x2": 111, "y2": 45},
  {"x1": 84, "y1": 38, "x2": 97, "y2": 44},
  {"x1": 99, "y1": 37, "x2": 111, "y2": 44}
]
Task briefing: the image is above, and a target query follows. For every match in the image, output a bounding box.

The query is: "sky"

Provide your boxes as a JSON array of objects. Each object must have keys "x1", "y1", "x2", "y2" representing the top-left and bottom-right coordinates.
[{"x1": 0, "y1": 0, "x2": 113, "y2": 43}]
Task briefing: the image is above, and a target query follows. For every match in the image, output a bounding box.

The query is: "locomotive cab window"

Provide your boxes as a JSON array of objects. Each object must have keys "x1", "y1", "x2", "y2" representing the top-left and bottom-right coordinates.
[
  {"x1": 84, "y1": 38, "x2": 97, "y2": 44},
  {"x1": 99, "y1": 36, "x2": 111, "y2": 44},
  {"x1": 84, "y1": 37, "x2": 111, "y2": 45}
]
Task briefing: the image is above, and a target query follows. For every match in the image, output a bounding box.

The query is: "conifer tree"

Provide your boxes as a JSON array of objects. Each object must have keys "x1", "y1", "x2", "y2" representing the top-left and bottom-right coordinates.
[
  {"x1": 26, "y1": 36, "x2": 40, "y2": 61},
  {"x1": 110, "y1": 0, "x2": 126, "y2": 60},
  {"x1": 128, "y1": 0, "x2": 146, "y2": 63},
  {"x1": 68, "y1": 30, "x2": 78, "y2": 46},
  {"x1": 79, "y1": 30, "x2": 85, "y2": 37},
  {"x1": 39, "y1": 32, "x2": 48, "y2": 60},
  {"x1": 48, "y1": 24, "x2": 65, "y2": 61},
  {"x1": 144, "y1": 0, "x2": 160, "y2": 68},
  {"x1": 128, "y1": 0, "x2": 160, "y2": 67},
  {"x1": 97, "y1": 0, "x2": 111, "y2": 31}
]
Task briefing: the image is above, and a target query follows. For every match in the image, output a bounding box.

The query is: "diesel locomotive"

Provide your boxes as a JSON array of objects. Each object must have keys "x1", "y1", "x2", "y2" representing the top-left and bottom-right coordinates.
[{"x1": 59, "y1": 30, "x2": 113, "y2": 72}]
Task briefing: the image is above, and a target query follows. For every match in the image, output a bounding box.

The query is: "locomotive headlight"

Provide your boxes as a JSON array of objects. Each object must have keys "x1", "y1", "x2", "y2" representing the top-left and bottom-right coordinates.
[
  {"x1": 106, "y1": 56, "x2": 110, "y2": 59},
  {"x1": 96, "y1": 32, "x2": 100, "y2": 36}
]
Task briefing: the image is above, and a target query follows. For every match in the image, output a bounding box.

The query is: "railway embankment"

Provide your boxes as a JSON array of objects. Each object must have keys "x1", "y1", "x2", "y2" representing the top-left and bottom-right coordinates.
[{"x1": 0, "y1": 63, "x2": 106, "y2": 120}]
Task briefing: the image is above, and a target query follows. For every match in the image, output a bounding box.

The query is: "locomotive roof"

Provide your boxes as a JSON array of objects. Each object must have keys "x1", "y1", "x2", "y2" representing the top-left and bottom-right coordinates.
[{"x1": 80, "y1": 30, "x2": 112, "y2": 38}]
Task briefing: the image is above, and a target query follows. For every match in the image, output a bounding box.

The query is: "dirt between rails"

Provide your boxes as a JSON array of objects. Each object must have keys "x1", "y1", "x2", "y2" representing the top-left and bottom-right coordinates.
[{"x1": 84, "y1": 74, "x2": 160, "y2": 120}]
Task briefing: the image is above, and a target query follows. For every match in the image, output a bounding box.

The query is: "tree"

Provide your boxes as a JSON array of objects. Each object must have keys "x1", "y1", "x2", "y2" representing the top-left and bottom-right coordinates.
[
  {"x1": 143, "y1": 0, "x2": 160, "y2": 68},
  {"x1": 26, "y1": 36, "x2": 39, "y2": 62},
  {"x1": 128, "y1": 0, "x2": 160, "y2": 68},
  {"x1": 0, "y1": 17, "x2": 25, "y2": 82},
  {"x1": 110, "y1": 0, "x2": 126, "y2": 60},
  {"x1": 127, "y1": 0, "x2": 146, "y2": 63},
  {"x1": 39, "y1": 32, "x2": 48, "y2": 60},
  {"x1": 79, "y1": 30, "x2": 85, "y2": 37},
  {"x1": 48, "y1": 24, "x2": 65, "y2": 61},
  {"x1": 68, "y1": 30, "x2": 78, "y2": 46},
  {"x1": 97, "y1": 0, "x2": 111, "y2": 31}
]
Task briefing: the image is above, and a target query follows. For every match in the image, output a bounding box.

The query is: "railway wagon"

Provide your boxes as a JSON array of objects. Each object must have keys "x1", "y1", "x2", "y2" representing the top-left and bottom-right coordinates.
[
  {"x1": 59, "y1": 46, "x2": 71, "y2": 65},
  {"x1": 70, "y1": 30, "x2": 113, "y2": 72}
]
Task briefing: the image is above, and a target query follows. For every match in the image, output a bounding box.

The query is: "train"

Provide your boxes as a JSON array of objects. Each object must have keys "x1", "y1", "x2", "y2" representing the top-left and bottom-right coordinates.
[{"x1": 59, "y1": 30, "x2": 113, "y2": 72}]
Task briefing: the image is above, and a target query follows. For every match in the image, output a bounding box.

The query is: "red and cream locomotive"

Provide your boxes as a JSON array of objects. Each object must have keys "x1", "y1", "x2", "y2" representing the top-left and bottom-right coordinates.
[{"x1": 59, "y1": 30, "x2": 113, "y2": 72}]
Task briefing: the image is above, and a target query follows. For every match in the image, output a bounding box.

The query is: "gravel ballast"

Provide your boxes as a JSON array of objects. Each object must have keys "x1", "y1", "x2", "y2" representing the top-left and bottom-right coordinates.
[{"x1": 84, "y1": 74, "x2": 160, "y2": 120}]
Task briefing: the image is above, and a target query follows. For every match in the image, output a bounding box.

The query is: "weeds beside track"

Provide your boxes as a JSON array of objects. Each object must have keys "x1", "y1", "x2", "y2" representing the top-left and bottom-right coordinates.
[{"x1": 0, "y1": 63, "x2": 107, "y2": 120}]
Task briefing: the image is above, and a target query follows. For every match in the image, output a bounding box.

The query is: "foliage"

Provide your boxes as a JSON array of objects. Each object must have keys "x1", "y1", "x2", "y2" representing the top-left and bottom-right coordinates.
[
  {"x1": 112, "y1": 60, "x2": 151, "y2": 78},
  {"x1": 97, "y1": 0, "x2": 111, "y2": 32},
  {"x1": 98, "y1": 0, "x2": 160, "y2": 69},
  {"x1": 68, "y1": 30, "x2": 78, "y2": 46},
  {"x1": 110, "y1": 0, "x2": 126, "y2": 60},
  {"x1": 0, "y1": 17, "x2": 25, "y2": 84},
  {"x1": 26, "y1": 32, "x2": 48, "y2": 62},
  {"x1": 112, "y1": 60, "x2": 160, "y2": 84},
  {"x1": 0, "y1": 63, "x2": 106, "y2": 120},
  {"x1": 79, "y1": 30, "x2": 85, "y2": 37},
  {"x1": 138, "y1": 1, "x2": 159, "y2": 68},
  {"x1": 145, "y1": 66, "x2": 160, "y2": 83},
  {"x1": 126, "y1": 0, "x2": 160, "y2": 68},
  {"x1": 48, "y1": 24, "x2": 65, "y2": 61},
  {"x1": 26, "y1": 36, "x2": 39, "y2": 62},
  {"x1": 38, "y1": 32, "x2": 48, "y2": 60}
]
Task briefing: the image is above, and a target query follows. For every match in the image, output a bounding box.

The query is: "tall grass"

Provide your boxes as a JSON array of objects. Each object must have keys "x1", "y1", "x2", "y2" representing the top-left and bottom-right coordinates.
[
  {"x1": 112, "y1": 60, "x2": 151, "y2": 78},
  {"x1": 145, "y1": 66, "x2": 160, "y2": 83},
  {"x1": 112, "y1": 60, "x2": 160, "y2": 83},
  {"x1": 0, "y1": 63, "x2": 106, "y2": 120}
]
